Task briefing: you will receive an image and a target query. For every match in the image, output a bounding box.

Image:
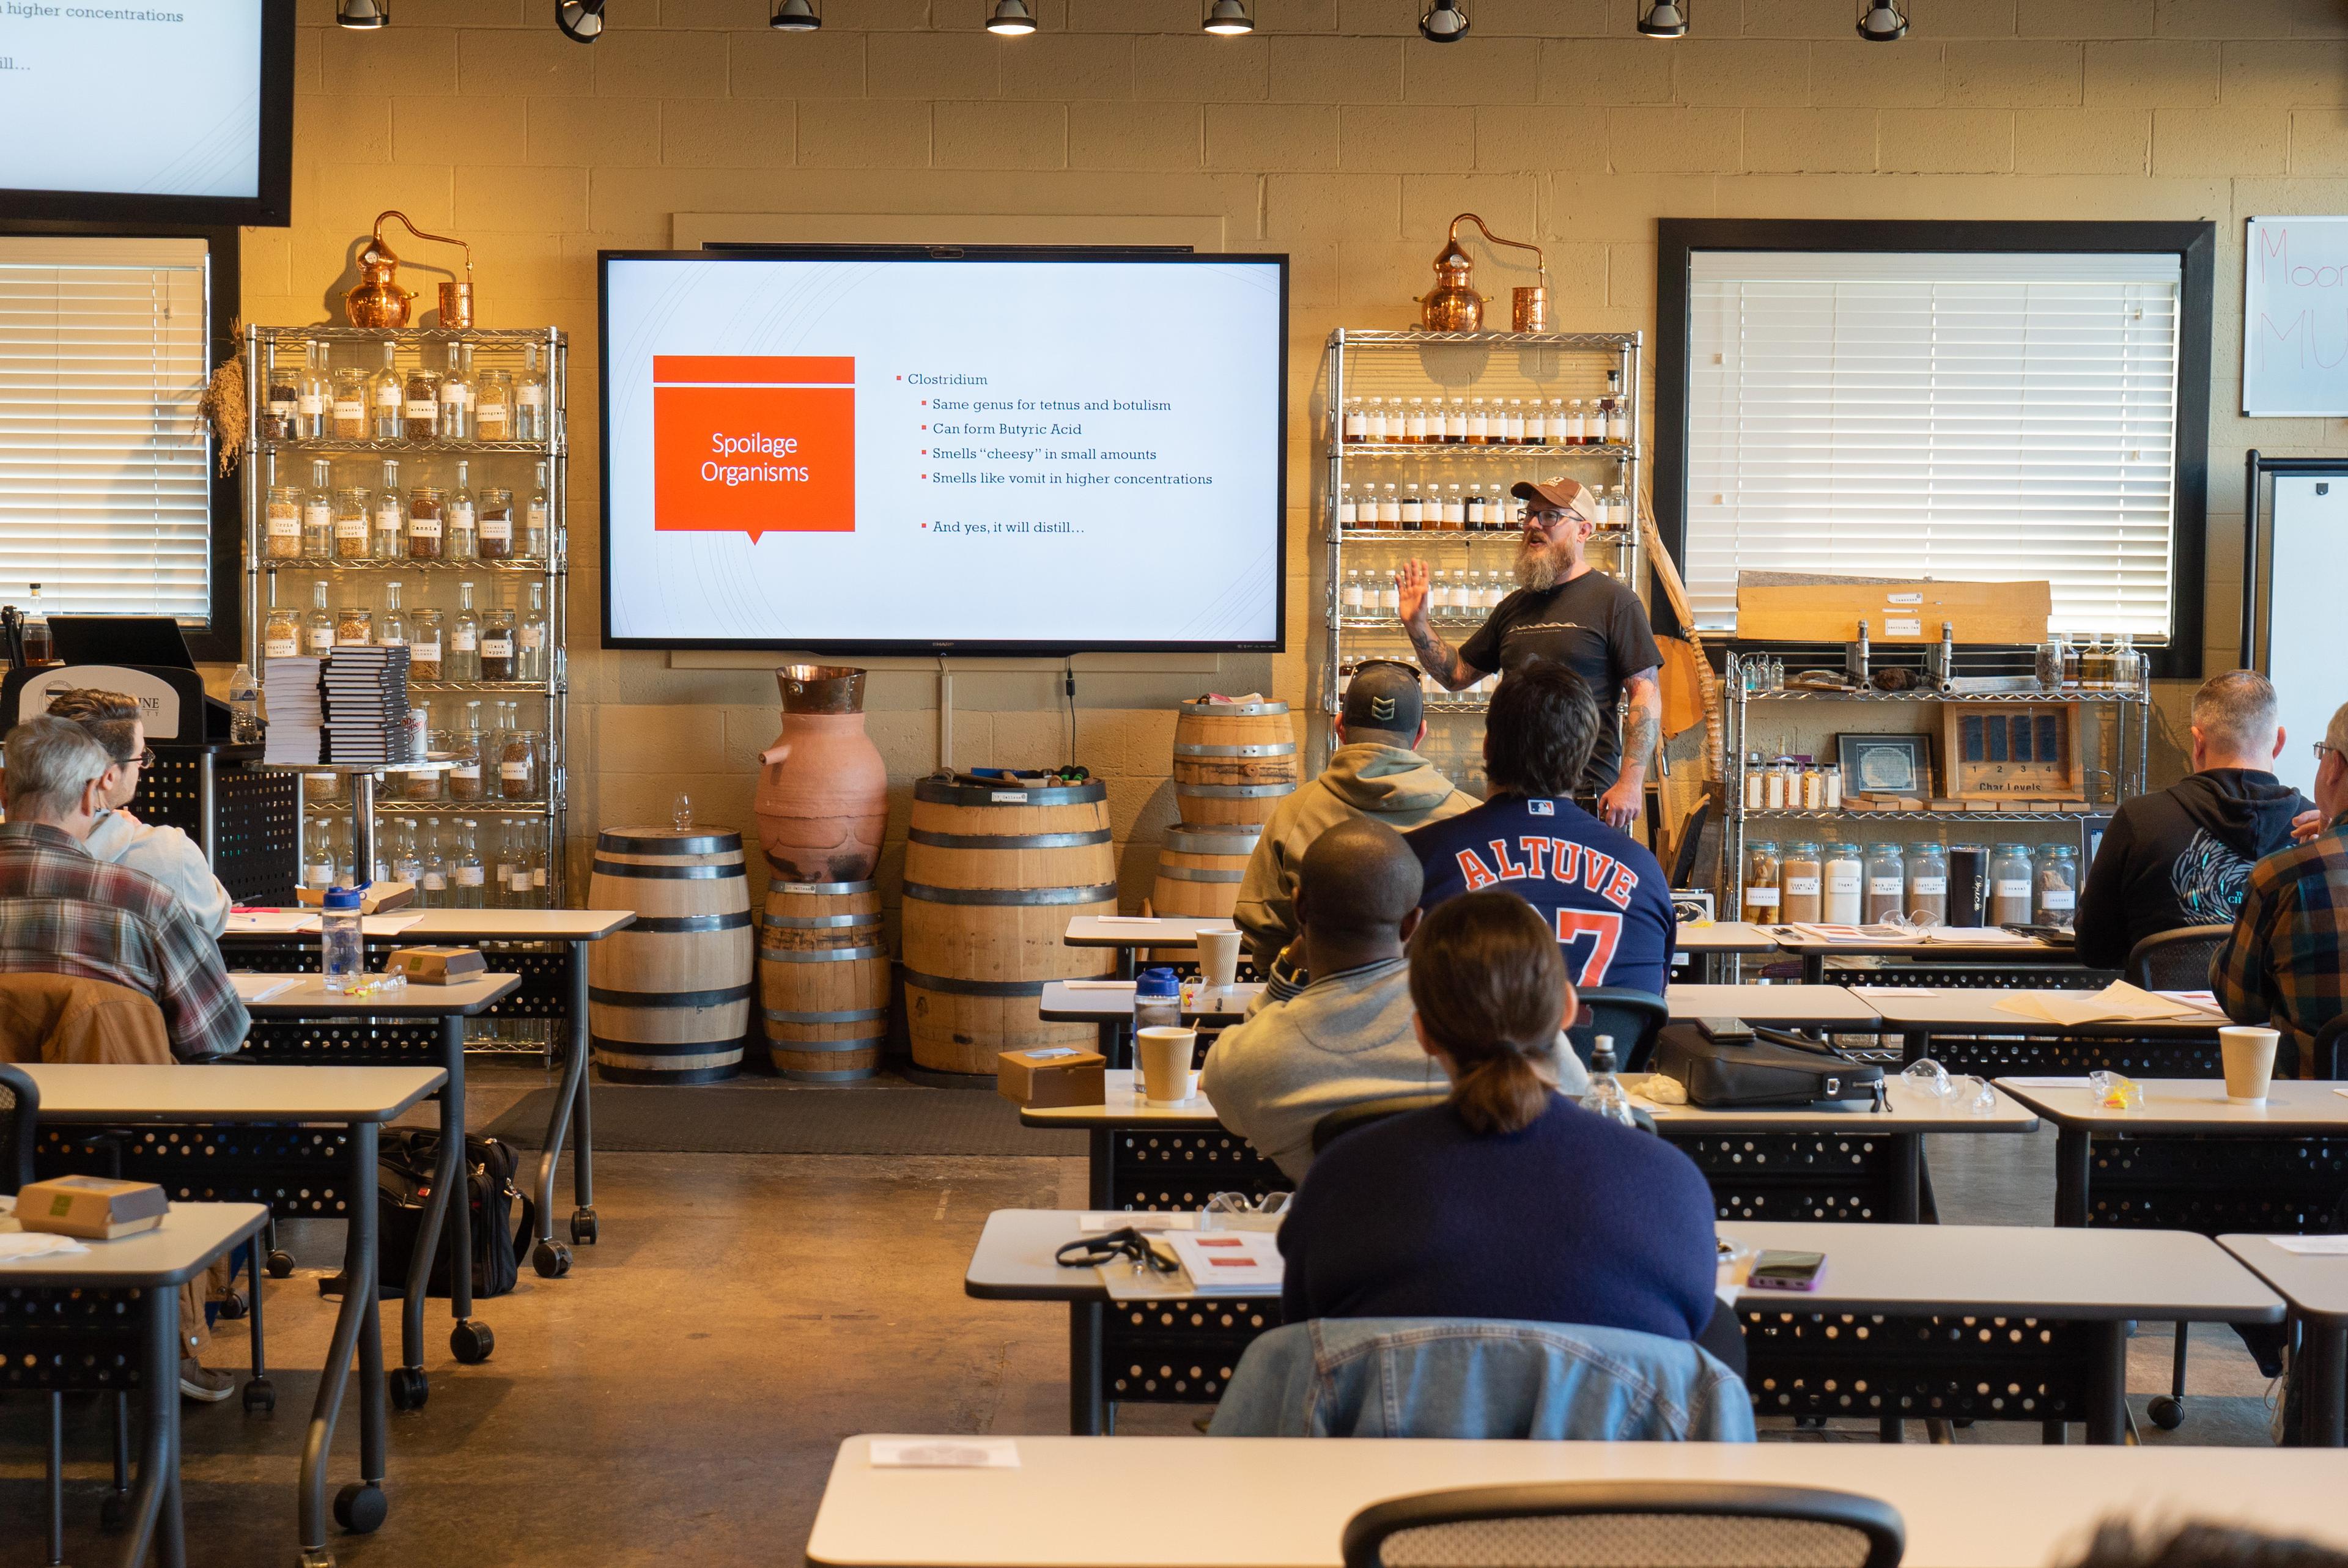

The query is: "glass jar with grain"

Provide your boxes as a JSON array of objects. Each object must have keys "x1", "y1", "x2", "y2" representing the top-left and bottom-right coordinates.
[
  {"x1": 333, "y1": 485, "x2": 371, "y2": 561},
  {"x1": 476, "y1": 486, "x2": 514, "y2": 561},
  {"x1": 1990, "y1": 842, "x2": 2035, "y2": 928},
  {"x1": 2034, "y1": 842, "x2": 2078, "y2": 929},
  {"x1": 330, "y1": 366, "x2": 369, "y2": 440},
  {"x1": 265, "y1": 482, "x2": 303, "y2": 561},
  {"x1": 1743, "y1": 841, "x2": 1782, "y2": 922},
  {"x1": 1906, "y1": 841, "x2": 1949, "y2": 926},
  {"x1": 1864, "y1": 842, "x2": 1906, "y2": 924},
  {"x1": 1823, "y1": 842, "x2": 1864, "y2": 924},
  {"x1": 1781, "y1": 841, "x2": 1823, "y2": 924},
  {"x1": 410, "y1": 609, "x2": 444, "y2": 680},
  {"x1": 336, "y1": 603, "x2": 372, "y2": 649},
  {"x1": 406, "y1": 485, "x2": 445, "y2": 560}
]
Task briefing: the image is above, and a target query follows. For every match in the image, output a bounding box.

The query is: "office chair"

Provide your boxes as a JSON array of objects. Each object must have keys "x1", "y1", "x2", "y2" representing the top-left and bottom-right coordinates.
[
  {"x1": 1342, "y1": 1481, "x2": 1905, "y2": 1568},
  {"x1": 1567, "y1": 987, "x2": 1671, "y2": 1072},
  {"x1": 1310, "y1": 1094, "x2": 1446, "y2": 1157},
  {"x1": 2314, "y1": 1015, "x2": 2348, "y2": 1081},
  {"x1": 1671, "y1": 798, "x2": 1711, "y2": 889},
  {"x1": 0, "y1": 1062, "x2": 74, "y2": 1567}
]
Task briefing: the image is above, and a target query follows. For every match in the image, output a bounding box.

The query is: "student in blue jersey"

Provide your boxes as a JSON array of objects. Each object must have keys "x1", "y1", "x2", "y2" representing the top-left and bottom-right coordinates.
[{"x1": 1405, "y1": 661, "x2": 1676, "y2": 997}]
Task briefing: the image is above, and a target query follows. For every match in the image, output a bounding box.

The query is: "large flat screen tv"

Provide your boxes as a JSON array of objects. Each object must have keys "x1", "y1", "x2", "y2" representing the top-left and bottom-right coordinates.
[
  {"x1": 0, "y1": 0, "x2": 294, "y2": 226},
  {"x1": 599, "y1": 247, "x2": 1288, "y2": 654}
]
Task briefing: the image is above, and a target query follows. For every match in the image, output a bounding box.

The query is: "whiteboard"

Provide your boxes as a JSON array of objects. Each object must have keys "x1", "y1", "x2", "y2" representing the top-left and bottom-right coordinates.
[
  {"x1": 2245, "y1": 216, "x2": 2348, "y2": 416},
  {"x1": 2261, "y1": 474, "x2": 2348, "y2": 798}
]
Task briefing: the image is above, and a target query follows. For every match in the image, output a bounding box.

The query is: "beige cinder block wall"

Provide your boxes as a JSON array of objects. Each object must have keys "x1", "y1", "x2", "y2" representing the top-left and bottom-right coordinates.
[{"x1": 243, "y1": 0, "x2": 2348, "y2": 909}]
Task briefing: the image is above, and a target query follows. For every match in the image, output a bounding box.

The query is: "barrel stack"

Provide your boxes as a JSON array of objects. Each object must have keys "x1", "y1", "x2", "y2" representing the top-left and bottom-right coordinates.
[
  {"x1": 1150, "y1": 697, "x2": 1298, "y2": 933},
  {"x1": 586, "y1": 828, "x2": 757, "y2": 1084}
]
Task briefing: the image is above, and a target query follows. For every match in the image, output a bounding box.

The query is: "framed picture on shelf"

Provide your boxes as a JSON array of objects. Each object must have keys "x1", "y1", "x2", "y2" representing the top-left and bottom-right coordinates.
[{"x1": 1836, "y1": 733, "x2": 1932, "y2": 797}]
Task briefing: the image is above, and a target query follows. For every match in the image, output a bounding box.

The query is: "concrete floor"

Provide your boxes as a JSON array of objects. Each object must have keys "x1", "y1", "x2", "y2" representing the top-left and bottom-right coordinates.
[{"x1": 0, "y1": 1067, "x2": 2291, "y2": 1566}]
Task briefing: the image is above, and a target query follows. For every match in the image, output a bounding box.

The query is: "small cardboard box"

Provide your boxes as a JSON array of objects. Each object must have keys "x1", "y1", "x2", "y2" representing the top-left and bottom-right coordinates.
[
  {"x1": 18, "y1": 1176, "x2": 168, "y2": 1240},
  {"x1": 385, "y1": 946, "x2": 487, "y2": 984},
  {"x1": 996, "y1": 1047, "x2": 1106, "y2": 1109},
  {"x1": 297, "y1": 881, "x2": 416, "y2": 913}
]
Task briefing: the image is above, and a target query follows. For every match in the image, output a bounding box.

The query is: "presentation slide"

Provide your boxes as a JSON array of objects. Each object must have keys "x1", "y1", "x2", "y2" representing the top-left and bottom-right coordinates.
[
  {"x1": 0, "y1": 1, "x2": 264, "y2": 199},
  {"x1": 600, "y1": 253, "x2": 1286, "y2": 651}
]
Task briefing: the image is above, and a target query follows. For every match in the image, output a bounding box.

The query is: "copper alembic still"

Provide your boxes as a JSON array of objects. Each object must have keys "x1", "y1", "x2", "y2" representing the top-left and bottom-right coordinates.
[
  {"x1": 345, "y1": 210, "x2": 478, "y2": 330},
  {"x1": 1419, "y1": 213, "x2": 1549, "y2": 334}
]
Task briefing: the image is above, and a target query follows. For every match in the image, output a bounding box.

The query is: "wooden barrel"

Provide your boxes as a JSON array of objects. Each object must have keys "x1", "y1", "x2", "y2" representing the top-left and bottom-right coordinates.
[
  {"x1": 1150, "y1": 824, "x2": 1260, "y2": 920},
  {"x1": 759, "y1": 877, "x2": 889, "y2": 1082},
  {"x1": 901, "y1": 777, "x2": 1118, "y2": 1077},
  {"x1": 1171, "y1": 698, "x2": 1297, "y2": 828},
  {"x1": 586, "y1": 828, "x2": 755, "y2": 1084}
]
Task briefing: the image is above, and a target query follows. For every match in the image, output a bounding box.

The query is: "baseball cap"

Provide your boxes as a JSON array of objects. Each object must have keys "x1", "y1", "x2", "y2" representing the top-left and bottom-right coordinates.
[
  {"x1": 1508, "y1": 476, "x2": 1599, "y2": 520},
  {"x1": 1342, "y1": 659, "x2": 1425, "y2": 736}
]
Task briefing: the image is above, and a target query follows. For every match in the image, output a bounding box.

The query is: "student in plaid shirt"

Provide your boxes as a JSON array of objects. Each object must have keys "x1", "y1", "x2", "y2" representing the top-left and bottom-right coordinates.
[
  {"x1": 0, "y1": 716, "x2": 248, "y2": 1060},
  {"x1": 2213, "y1": 699, "x2": 2348, "y2": 1074}
]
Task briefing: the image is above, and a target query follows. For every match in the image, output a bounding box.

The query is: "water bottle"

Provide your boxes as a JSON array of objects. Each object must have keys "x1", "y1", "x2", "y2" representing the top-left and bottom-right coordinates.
[
  {"x1": 320, "y1": 885, "x2": 366, "y2": 995},
  {"x1": 1134, "y1": 966, "x2": 1183, "y2": 1034},
  {"x1": 1578, "y1": 1034, "x2": 1638, "y2": 1127},
  {"x1": 228, "y1": 662, "x2": 261, "y2": 743}
]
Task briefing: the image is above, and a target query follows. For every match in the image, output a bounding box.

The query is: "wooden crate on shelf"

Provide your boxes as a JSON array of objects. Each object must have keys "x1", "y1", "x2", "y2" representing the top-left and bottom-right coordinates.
[{"x1": 1940, "y1": 702, "x2": 2085, "y2": 803}]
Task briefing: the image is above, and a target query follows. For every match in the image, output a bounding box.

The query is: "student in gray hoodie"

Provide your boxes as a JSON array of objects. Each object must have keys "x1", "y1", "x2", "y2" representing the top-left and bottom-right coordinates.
[
  {"x1": 1203, "y1": 816, "x2": 1587, "y2": 1182},
  {"x1": 1233, "y1": 660, "x2": 1475, "y2": 971}
]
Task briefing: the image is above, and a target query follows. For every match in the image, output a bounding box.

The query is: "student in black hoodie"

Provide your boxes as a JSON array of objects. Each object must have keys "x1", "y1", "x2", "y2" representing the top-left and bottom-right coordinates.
[{"x1": 2075, "y1": 670, "x2": 2319, "y2": 970}]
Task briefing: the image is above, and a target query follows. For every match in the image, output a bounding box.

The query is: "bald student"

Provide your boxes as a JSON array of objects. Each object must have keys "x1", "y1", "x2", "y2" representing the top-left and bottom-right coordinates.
[{"x1": 1202, "y1": 817, "x2": 1587, "y2": 1182}]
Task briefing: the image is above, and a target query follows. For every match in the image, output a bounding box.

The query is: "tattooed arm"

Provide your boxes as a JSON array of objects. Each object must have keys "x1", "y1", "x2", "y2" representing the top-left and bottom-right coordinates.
[
  {"x1": 1596, "y1": 666, "x2": 1661, "y2": 830},
  {"x1": 1397, "y1": 558, "x2": 1483, "y2": 691}
]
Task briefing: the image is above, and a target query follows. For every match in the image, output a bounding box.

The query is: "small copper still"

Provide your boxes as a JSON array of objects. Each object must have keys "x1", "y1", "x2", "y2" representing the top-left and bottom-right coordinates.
[
  {"x1": 1419, "y1": 213, "x2": 1548, "y2": 333},
  {"x1": 345, "y1": 210, "x2": 477, "y2": 330}
]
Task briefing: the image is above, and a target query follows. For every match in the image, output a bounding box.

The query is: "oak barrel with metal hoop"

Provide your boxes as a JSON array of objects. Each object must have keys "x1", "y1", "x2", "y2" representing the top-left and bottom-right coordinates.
[
  {"x1": 759, "y1": 877, "x2": 889, "y2": 1082},
  {"x1": 1150, "y1": 824, "x2": 1259, "y2": 921},
  {"x1": 1171, "y1": 698, "x2": 1296, "y2": 828},
  {"x1": 901, "y1": 776, "x2": 1117, "y2": 1077},
  {"x1": 586, "y1": 828, "x2": 755, "y2": 1084}
]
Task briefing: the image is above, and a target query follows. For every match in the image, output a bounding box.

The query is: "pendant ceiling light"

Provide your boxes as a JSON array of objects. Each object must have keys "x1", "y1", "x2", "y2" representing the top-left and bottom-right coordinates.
[
  {"x1": 1203, "y1": 0, "x2": 1253, "y2": 35},
  {"x1": 555, "y1": 0, "x2": 607, "y2": 42},
  {"x1": 986, "y1": 0, "x2": 1037, "y2": 35},
  {"x1": 772, "y1": 0, "x2": 821, "y2": 29},
  {"x1": 1637, "y1": 0, "x2": 1688, "y2": 37},
  {"x1": 1856, "y1": 0, "x2": 1907, "y2": 39},
  {"x1": 1419, "y1": 0, "x2": 1469, "y2": 42},
  {"x1": 337, "y1": 0, "x2": 388, "y2": 27}
]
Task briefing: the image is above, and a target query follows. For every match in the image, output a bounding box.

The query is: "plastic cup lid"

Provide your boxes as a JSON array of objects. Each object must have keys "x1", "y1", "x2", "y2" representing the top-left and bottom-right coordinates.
[{"x1": 323, "y1": 886, "x2": 363, "y2": 910}]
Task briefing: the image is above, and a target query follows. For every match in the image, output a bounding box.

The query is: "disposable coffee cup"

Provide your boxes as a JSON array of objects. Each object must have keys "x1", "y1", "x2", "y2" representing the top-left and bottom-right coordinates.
[
  {"x1": 2220, "y1": 1025, "x2": 2280, "y2": 1103},
  {"x1": 1137, "y1": 1025, "x2": 1200, "y2": 1106},
  {"x1": 1197, "y1": 927, "x2": 1242, "y2": 991}
]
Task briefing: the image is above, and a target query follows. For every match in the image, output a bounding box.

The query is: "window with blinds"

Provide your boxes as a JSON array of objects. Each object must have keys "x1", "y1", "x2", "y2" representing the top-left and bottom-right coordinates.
[
  {"x1": 0, "y1": 236, "x2": 215, "y2": 627},
  {"x1": 1685, "y1": 250, "x2": 2183, "y2": 641}
]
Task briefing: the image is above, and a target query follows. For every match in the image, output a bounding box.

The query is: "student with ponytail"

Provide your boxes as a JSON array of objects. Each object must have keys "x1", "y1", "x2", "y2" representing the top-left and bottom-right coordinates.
[{"x1": 1276, "y1": 891, "x2": 1721, "y2": 1348}]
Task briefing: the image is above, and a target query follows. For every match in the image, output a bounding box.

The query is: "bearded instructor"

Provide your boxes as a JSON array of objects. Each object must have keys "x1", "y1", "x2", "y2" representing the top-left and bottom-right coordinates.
[{"x1": 1397, "y1": 476, "x2": 1662, "y2": 830}]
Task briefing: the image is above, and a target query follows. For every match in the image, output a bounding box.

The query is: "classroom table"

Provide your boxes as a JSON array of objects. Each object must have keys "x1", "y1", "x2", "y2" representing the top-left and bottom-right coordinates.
[
  {"x1": 23, "y1": 1062, "x2": 444, "y2": 1559},
  {"x1": 965, "y1": 1210, "x2": 2280, "y2": 1441},
  {"x1": 1757, "y1": 926, "x2": 2081, "y2": 985},
  {"x1": 232, "y1": 971, "x2": 519, "y2": 1391},
  {"x1": 1853, "y1": 986, "x2": 2227, "y2": 1075},
  {"x1": 1061, "y1": 915, "x2": 1234, "y2": 977},
  {"x1": 1, "y1": 1202, "x2": 268, "y2": 1568},
  {"x1": 1037, "y1": 979, "x2": 1263, "y2": 1066},
  {"x1": 2217, "y1": 1234, "x2": 2348, "y2": 1447},
  {"x1": 805, "y1": 1435, "x2": 2348, "y2": 1568},
  {"x1": 1665, "y1": 984, "x2": 1886, "y2": 1029},
  {"x1": 224, "y1": 907, "x2": 637, "y2": 1278},
  {"x1": 1671, "y1": 921, "x2": 1782, "y2": 983}
]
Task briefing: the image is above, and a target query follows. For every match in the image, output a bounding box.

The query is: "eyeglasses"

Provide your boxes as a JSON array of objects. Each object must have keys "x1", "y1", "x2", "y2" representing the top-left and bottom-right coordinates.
[
  {"x1": 2316, "y1": 742, "x2": 2339, "y2": 764},
  {"x1": 1523, "y1": 507, "x2": 1586, "y2": 530},
  {"x1": 114, "y1": 748, "x2": 155, "y2": 771},
  {"x1": 1054, "y1": 1227, "x2": 1178, "y2": 1273},
  {"x1": 1204, "y1": 1191, "x2": 1291, "y2": 1216}
]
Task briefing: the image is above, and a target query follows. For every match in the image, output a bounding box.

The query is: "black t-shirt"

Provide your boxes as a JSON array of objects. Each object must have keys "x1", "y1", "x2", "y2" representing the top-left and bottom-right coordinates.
[{"x1": 1458, "y1": 570, "x2": 1662, "y2": 790}]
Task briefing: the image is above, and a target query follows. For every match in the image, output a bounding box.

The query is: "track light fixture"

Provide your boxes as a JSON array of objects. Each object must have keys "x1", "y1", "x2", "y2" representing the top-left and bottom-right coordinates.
[
  {"x1": 1637, "y1": 0, "x2": 1687, "y2": 37},
  {"x1": 1856, "y1": 0, "x2": 1907, "y2": 39},
  {"x1": 772, "y1": 0, "x2": 820, "y2": 28},
  {"x1": 1419, "y1": 0, "x2": 1468, "y2": 42},
  {"x1": 555, "y1": 0, "x2": 607, "y2": 42},
  {"x1": 1203, "y1": 0, "x2": 1253, "y2": 35},
  {"x1": 986, "y1": 0, "x2": 1037, "y2": 34},
  {"x1": 336, "y1": 0, "x2": 388, "y2": 26}
]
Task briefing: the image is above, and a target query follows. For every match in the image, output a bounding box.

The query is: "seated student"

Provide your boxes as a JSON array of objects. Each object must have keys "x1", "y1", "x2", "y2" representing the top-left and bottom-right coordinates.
[
  {"x1": 2075, "y1": 670, "x2": 2314, "y2": 970},
  {"x1": 1203, "y1": 817, "x2": 1587, "y2": 1182},
  {"x1": 1405, "y1": 662, "x2": 1676, "y2": 996},
  {"x1": 45, "y1": 688, "x2": 232, "y2": 937},
  {"x1": 1276, "y1": 891, "x2": 1720, "y2": 1349},
  {"x1": 1232, "y1": 660, "x2": 1475, "y2": 971},
  {"x1": 0, "y1": 716, "x2": 249, "y2": 1061},
  {"x1": 2213, "y1": 698, "x2": 2348, "y2": 1067}
]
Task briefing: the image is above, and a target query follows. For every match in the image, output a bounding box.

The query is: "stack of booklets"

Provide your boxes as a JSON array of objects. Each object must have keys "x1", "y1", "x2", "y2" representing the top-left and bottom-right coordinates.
[{"x1": 262, "y1": 649, "x2": 414, "y2": 767}]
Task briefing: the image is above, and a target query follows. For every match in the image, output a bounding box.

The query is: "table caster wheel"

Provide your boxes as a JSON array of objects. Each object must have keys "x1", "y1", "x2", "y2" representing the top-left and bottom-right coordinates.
[
  {"x1": 334, "y1": 1482, "x2": 387, "y2": 1534},
  {"x1": 101, "y1": 1492, "x2": 130, "y2": 1532},
  {"x1": 243, "y1": 1376, "x2": 276, "y2": 1415},
  {"x1": 451, "y1": 1319, "x2": 494, "y2": 1364},
  {"x1": 216, "y1": 1289, "x2": 248, "y2": 1321},
  {"x1": 570, "y1": 1208, "x2": 598, "y2": 1245},
  {"x1": 2149, "y1": 1394, "x2": 2185, "y2": 1430},
  {"x1": 533, "y1": 1240, "x2": 571, "y2": 1278},
  {"x1": 388, "y1": 1367, "x2": 429, "y2": 1411},
  {"x1": 300, "y1": 1548, "x2": 338, "y2": 1568},
  {"x1": 267, "y1": 1250, "x2": 295, "y2": 1279}
]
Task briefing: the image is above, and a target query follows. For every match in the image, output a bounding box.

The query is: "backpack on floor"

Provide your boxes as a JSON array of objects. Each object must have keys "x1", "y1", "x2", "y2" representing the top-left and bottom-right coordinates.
[{"x1": 374, "y1": 1129, "x2": 534, "y2": 1300}]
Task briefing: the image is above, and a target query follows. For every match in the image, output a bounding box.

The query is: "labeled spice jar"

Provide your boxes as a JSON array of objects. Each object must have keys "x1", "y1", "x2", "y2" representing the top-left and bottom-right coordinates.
[
  {"x1": 1990, "y1": 842, "x2": 2035, "y2": 928},
  {"x1": 474, "y1": 364, "x2": 514, "y2": 442},
  {"x1": 2034, "y1": 842, "x2": 2079, "y2": 929},
  {"x1": 330, "y1": 366, "x2": 369, "y2": 440},
  {"x1": 336, "y1": 605, "x2": 372, "y2": 648},
  {"x1": 404, "y1": 359, "x2": 440, "y2": 440},
  {"x1": 333, "y1": 485, "x2": 371, "y2": 561},
  {"x1": 265, "y1": 347, "x2": 301, "y2": 441},
  {"x1": 479, "y1": 602, "x2": 517, "y2": 680},
  {"x1": 406, "y1": 486, "x2": 445, "y2": 559},
  {"x1": 446, "y1": 701, "x2": 485, "y2": 800},
  {"x1": 1743, "y1": 840, "x2": 1782, "y2": 920},
  {"x1": 1823, "y1": 842, "x2": 1864, "y2": 924},
  {"x1": 1781, "y1": 841, "x2": 1823, "y2": 924},
  {"x1": 476, "y1": 487, "x2": 514, "y2": 561},
  {"x1": 263, "y1": 597, "x2": 301, "y2": 660},
  {"x1": 409, "y1": 609, "x2": 444, "y2": 680},
  {"x1": 265, "y1": 482, "x2": 303, "y2": 561},
  {"x1": 499, "y1": 727, "x2": 539, "y2": 800},
  {"x1": 1864, "y1": 841, "x2": 1906, "y2": 924}
]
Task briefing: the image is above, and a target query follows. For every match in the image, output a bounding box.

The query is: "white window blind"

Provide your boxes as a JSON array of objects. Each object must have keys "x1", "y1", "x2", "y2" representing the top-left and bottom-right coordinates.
[
  {"x1": 1686, "y1": 250, "x2": 2182, "y2": 641},
  {"x1": 0, "y1": 236, "x2": 215, "y2": 625}
]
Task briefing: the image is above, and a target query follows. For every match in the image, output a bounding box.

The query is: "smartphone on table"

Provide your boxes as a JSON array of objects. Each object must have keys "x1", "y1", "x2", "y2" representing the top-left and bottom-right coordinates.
[{"x1": 1747, "y1": 1250, "x2": 1826, "y2": 1291}]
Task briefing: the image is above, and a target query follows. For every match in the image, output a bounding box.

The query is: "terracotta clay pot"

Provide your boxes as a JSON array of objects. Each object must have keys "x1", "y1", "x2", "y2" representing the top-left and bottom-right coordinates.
[{"x1": 753, "y1": 664, "x2": 888, "y2": 883}]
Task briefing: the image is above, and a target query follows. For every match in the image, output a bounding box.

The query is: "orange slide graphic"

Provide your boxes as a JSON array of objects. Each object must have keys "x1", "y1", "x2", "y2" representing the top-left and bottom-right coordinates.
[{"x1": 652, "y1": 356, "x2": 855, "y2": 540}]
